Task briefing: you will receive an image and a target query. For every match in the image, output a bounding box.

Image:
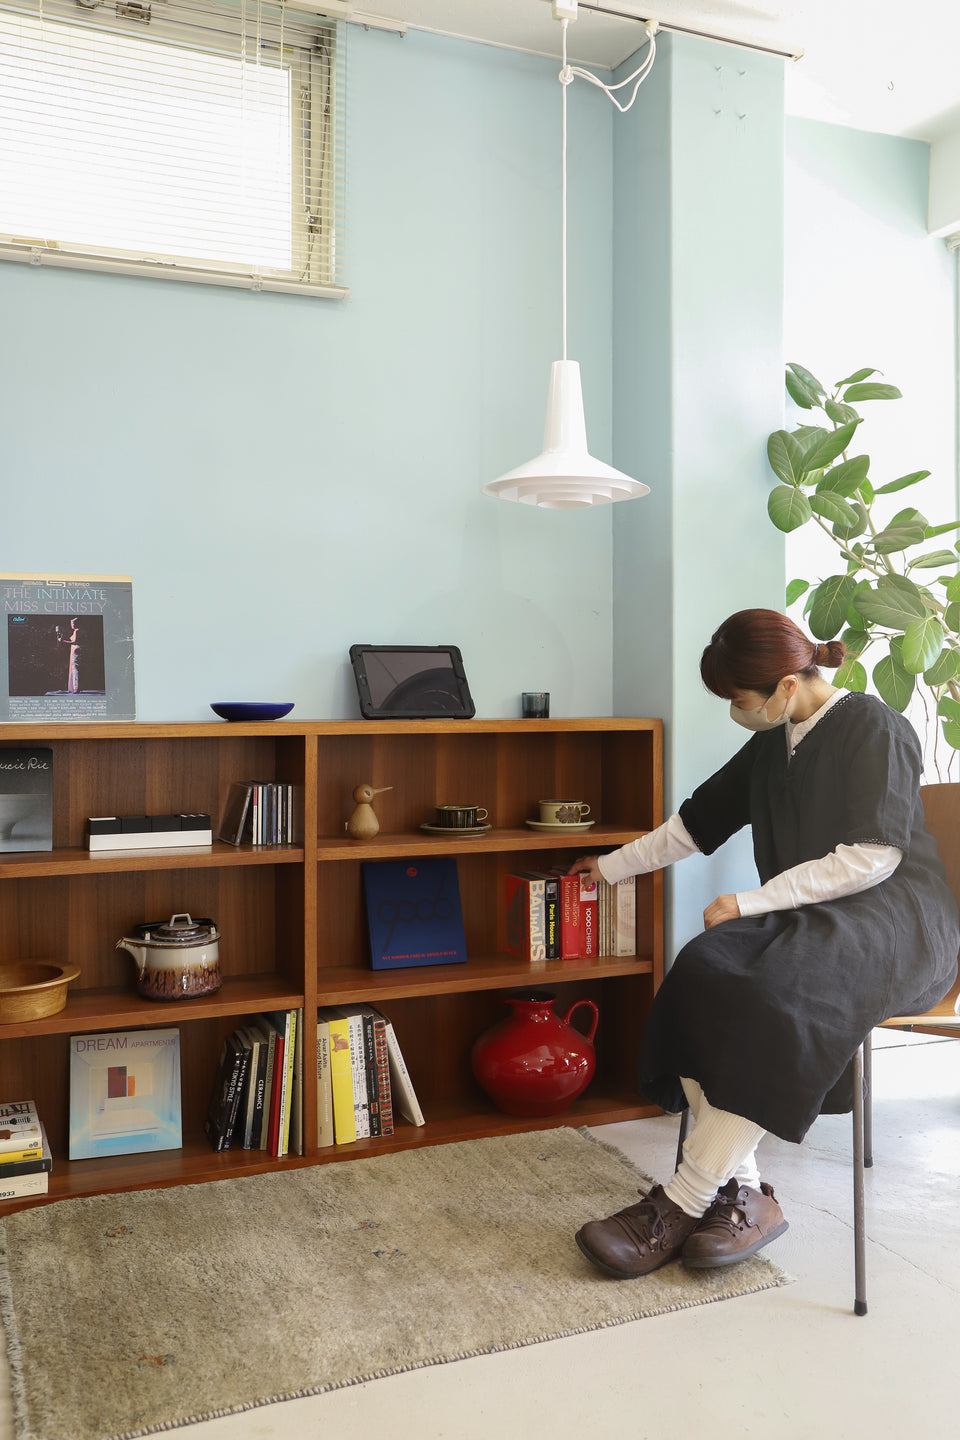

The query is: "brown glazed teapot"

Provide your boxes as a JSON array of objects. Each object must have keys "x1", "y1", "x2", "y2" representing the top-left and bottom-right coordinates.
[{"x1": 117, "y1": 913, "x2": 221, "y2": 1001}]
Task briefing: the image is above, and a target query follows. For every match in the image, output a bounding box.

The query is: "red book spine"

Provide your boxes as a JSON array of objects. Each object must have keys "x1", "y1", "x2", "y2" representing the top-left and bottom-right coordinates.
[
  {"x1": 555, "y1": 872, "x2": 581, "y2": 959},
  {"x1": 267, "y1": 1035, "x2": 285, "y2": 1156},
  {"x1": 579, "y1": 876, "x2": 598, "y2": 958}
]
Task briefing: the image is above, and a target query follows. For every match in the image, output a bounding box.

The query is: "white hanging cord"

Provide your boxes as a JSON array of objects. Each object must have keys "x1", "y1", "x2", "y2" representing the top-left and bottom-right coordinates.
[
  {"x1": 561, "y1": 17, "x2": 568, "y2": 362},
  {"x1": 561, "y1": 20, "x2": 659, "y2": 114}
]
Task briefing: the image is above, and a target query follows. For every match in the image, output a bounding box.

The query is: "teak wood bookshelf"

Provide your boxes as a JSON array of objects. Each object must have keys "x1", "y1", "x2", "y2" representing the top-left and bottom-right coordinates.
[{"x1": 0, "y1": 718, "x2": 663, "y2": 1212}]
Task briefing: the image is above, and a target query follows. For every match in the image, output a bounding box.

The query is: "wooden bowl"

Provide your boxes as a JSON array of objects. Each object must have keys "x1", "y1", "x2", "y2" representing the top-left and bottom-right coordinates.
[{"x1": 0, "y1": 962, "x2": 80, "y2": 1024}]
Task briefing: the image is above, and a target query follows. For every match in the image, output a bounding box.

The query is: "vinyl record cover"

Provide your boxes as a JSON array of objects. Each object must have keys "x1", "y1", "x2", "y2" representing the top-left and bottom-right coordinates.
[
  {"x1": 69, "y1": 1028, "x2": 181, "y2": 1159},
  {"x1": 362, "y1": 857, "x2": 468, "y2": 970},
  {"x1": 0, "y1": 747, "x2": 52, "y2": 851},
  {"x1": 0, "y1": 572, "x2": 135, "y2": 721}
]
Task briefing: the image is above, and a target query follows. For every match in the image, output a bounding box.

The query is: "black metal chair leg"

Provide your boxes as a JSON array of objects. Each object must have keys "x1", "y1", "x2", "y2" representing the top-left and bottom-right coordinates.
[
  {"x1": 675, "y1": 1107, "x2": 689, "y2": 1172},
  {"x1": 852, "y1": 1043, "x2": 868, "y2": 1315},
  {"x1": 863, "y1": 1029, "x2": 873, "y2": 1168}
]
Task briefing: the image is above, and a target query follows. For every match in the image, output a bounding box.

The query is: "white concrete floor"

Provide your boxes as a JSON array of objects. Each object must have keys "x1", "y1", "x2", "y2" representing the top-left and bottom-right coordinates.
[{"x1": 2, "y1": 1030, "x2": 957, "y2": 1440}]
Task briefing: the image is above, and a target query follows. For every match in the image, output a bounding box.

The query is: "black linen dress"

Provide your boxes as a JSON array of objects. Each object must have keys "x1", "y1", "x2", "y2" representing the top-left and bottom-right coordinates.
[{"x1": 637, "y1": 692, "x2": 960, "y2": 1143}]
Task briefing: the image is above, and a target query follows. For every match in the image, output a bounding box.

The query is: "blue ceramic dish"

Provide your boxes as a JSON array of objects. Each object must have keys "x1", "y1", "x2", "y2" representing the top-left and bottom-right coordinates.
[{"x1": 210, "y1": 702, "x2": 295, "y2": 722}]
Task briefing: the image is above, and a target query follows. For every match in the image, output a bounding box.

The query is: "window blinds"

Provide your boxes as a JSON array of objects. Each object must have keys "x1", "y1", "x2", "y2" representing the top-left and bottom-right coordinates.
[{"x1": 0, "y1": 0, "x2": 347, "y2": 296}]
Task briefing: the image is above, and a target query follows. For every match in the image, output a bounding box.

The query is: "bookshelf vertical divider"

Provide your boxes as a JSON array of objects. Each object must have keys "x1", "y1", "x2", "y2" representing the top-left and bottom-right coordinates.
[{"x1": 0, "y1": 717, "x2": 662, "y2": 1213}]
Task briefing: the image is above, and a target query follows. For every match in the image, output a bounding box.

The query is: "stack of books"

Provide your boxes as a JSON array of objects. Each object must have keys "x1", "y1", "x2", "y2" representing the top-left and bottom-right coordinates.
[
  {"x1": 505, "y1": 871, "x2": 636, "y2": 961},
  {"x1": 204, "y1": 1009, "x2": 303, "y2": 1156},
  {"x1": 218, "y1": 781, "x2": 297, "y2": 846},
  {"x1": 317, "y1": 1005, "x2": 425, "y2": 1145},
  {"x1": 0, "y1": 1100, "x2": 52, "y2": 1201}
]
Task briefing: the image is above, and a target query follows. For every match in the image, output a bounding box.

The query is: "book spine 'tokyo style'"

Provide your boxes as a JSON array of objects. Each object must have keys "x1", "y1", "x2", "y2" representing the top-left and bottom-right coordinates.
[{"x1": 204, "y1": 1033, "x2": 245, "y2": 1152}]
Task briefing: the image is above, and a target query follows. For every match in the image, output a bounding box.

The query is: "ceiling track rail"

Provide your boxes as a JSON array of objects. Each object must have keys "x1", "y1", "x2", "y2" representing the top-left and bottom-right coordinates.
[{"x1": 577, "y1": 3, "x2": 804, "y2": 62}]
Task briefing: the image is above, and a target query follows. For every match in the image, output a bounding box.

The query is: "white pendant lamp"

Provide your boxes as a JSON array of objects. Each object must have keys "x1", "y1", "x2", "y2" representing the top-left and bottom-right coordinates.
[{"x1": 483, "y1": 2, "x2": 655, "y2": 510}]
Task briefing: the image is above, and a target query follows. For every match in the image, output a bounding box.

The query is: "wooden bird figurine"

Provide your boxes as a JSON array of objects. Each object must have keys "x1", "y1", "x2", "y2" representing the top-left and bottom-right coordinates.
[{"x1": 347, "y1": 783, "x2": 392, "y2": 840}]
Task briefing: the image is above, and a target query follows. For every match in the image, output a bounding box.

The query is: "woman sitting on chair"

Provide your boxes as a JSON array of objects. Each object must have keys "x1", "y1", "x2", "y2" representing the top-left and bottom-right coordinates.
[{"x1": 571, "y1": 608, "x2": 959, "y2": 1276}]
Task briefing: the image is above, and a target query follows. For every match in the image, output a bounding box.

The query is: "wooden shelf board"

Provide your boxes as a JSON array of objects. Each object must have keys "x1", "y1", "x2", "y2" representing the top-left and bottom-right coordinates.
[
  {"x1": 0, "y1": 717, "x2": 660, "y2": 741},
  {"x1": 0, "y1": 1141, "x2": 317, "y2": 1214},
  {"x1": 317, "y1": 953, "x2": 653, "y2": 1003},
  {"x1": 0, "y1": 974, "x2": 304, "y2": 1040},
  {"x1": 0, "y1": 1093, "x2": 661, "y2": 1213},
  {"x1": 317, "y1": 826, "x2": 648, "y2": 860},
  {"x1": 310, "y1": 1092, "x2": 661, "y2": 1163},
  {"x1": 0, "y1": 843, "x2": 304, "y2": 880}
]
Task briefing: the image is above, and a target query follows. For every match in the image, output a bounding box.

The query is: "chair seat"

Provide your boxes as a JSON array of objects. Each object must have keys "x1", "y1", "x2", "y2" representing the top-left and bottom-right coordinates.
[{"x1": 880, "y1": 977, "x2": 960, "y2": 1033}]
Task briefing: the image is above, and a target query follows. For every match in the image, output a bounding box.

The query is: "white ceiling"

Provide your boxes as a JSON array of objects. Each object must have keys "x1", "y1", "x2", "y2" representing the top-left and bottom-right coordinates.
[{"x1": 350, "y1": 0, "x2": 960, "y2": 142}]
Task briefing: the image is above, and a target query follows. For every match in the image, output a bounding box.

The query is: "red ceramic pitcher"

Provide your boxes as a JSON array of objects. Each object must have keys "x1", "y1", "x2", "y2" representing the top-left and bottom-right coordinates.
[{"x1": 471, "y1": 990, "x2": 600, "y2": 1117}]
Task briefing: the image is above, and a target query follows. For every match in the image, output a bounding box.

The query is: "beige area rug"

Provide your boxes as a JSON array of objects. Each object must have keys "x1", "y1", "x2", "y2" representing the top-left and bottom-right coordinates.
[{"x1": 0, "y1": 1127, "x2": 789, "y2": 1440}]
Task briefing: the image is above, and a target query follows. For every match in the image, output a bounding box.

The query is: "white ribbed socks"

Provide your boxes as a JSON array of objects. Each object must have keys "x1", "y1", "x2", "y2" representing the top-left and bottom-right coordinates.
[{"x1": 663, "y1": 1077, "x2": 766, "y2": 1219}]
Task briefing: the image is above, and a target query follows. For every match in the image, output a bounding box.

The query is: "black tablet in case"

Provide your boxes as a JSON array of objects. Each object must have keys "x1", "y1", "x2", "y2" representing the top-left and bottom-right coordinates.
[{"x1": 349, "y1": 645, "x2": 476, "y2": 720}]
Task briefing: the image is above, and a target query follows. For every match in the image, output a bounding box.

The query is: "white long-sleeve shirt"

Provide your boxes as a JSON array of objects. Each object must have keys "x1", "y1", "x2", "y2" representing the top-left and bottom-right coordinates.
[{"x1": 596, "y1": 691, "x2": 902, "y2": 915}]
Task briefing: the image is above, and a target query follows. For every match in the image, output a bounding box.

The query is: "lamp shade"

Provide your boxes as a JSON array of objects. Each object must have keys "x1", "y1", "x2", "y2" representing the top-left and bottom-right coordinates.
[{"x1": 483, "y1": 361, "x2": 649, "y2": 509}]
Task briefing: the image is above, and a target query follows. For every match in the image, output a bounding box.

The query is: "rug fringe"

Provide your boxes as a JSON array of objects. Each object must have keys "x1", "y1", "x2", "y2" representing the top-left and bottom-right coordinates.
[{"x1": 0, "y1": 1224, "x2": 34, "y2": 1440}]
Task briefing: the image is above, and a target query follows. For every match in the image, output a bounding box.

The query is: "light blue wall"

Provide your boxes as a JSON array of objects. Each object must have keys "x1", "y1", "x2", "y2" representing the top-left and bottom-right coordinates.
[
  {"x1": 611, "y1": 34, "x2": 786, "y2": 955},
  {"x1": 0, "y1": 27, "x2": 617, "y2": 721}
]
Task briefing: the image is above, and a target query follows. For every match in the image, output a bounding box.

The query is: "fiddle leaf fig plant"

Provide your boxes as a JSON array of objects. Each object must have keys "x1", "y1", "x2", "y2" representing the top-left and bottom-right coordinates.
[{"x1": 767, "y1": 363, "x2": 960, "y2": 769}]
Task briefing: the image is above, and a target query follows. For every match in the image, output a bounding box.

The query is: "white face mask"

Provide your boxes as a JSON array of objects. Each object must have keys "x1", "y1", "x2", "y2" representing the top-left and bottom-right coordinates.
[{"x1": 729, "y1": 694, "x2": 791, "y2": 732}]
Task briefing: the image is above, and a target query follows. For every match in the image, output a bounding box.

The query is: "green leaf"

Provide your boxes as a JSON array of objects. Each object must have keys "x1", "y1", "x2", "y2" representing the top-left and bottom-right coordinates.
[
  {"x1": 787, "y1": 363, "x2": 826, "y2": 398},
  {"x1": 816, "y1": 455, "x2": 870, "y2": 497},
  {"x1": 923, "y1": 520, "x2": 960, "y2": 538},
  {"x1": 946, "y1": 602, "x2": 960, "y2": 632},
  {"x1": 873, "y1": 470, "x2": 930, "y2": 495},
  {"x1": 853, "y1": 578, "x2": 928, "y2": 629},
  {"x1": 824, "y1": 398, "x2": 861, "y2": 425},
  {"x1": 840, "y1": 626, "x2": 871, "y2": 656},
  {"x1": 767, "y1": 485, "x2": 812, "y2": 533},
  {"x1": 785, "y1": 578, "x2": 809, "y2": 607},
  {"x1": 809, "y1": 575, "x2": 858, "y2": 640},
  {"x1": 872, "y1": 512, "x2": 928, "y2": 553},
  {"x1": 835, "y1": 368, "x2": 878, "y2": 386},
  {"x1": 803, "y1": 420, "x2": 861, "y2": 471},
  {"x1": 858, "y1": 478, "x2": 874, "y2": 505},
  {"x1": 833, "y1": 501, "x2": 868, "y2": 541},
  {"x1": 766, "y1": 431, "x2": 807, "y2": 486},
  {"x1": 937, "y1": 696, "x2": 960, "y2": 722},
  {"x1": 808, "y1": 492, "x2": 860, "y2": 529},
  {"x1": 941, "y1": 719, "x2": 960, "y2": 751},
  {"x1": 785, "y1": 371, "x2": 818, "y2": 409},
  {"x1": 901, "y1": 615, "x2": 944, "y2": 673},
  {"x1": 834, "y1": 657, "x2": 867, "y2": 692},
  {"x1": 842, "y1": 382, "x2": 903, "y2": 402},
  {"x1": 907, "y1": 549, "x2": 958, "y2": 570},
  {"x1": 946, "y1": 573, "x2": 960, "y2": 602},
  {"x1": 873, "y1": 653, "x2": 915, "y2": 712},
  {"x1": 924, "y1": 648, "x2": 960, "y2": 686}
]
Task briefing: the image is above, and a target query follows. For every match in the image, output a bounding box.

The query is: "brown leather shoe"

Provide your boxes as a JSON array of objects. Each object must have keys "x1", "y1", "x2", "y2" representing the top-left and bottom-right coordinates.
[
  {"x1": 682, "y1": 1179, "x2": 788, "y2": 1269},
  {"x1": 576, "y1": 1184, "x2": 700, "y2": 1278}
]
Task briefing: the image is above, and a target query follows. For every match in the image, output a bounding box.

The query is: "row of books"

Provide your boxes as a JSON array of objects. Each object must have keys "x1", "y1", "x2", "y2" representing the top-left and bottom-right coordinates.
[
  {"x1": 218, "y1": 781, "x2": 297, "y2": 846},
  {"x1": 204, "y1": 1010, "x2": 302, "y2": 1156},
  {"x1": 505, "y1": 871, "x2": 636, "y2": 961},
  {"x1": 317, "y1": 1005, "x2": 425, "y2": 1145},
  {"x1": 0, "y1": 1100, "x2": 52, "y2": 1200}
]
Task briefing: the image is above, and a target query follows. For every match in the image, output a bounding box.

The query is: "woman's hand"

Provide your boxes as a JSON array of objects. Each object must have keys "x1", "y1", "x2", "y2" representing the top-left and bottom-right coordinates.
[
  {"x1": 703, "y1": 894, "x2": 741, "y2": 930},
  {"x1": 568, "y1": 855, "x2": 604, "y2": 885}
]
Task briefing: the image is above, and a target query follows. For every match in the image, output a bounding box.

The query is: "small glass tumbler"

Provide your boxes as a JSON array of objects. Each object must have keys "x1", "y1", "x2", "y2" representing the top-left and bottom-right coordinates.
[{"x1": 521, "y1": 692, "x2": 550, "y2": 719}]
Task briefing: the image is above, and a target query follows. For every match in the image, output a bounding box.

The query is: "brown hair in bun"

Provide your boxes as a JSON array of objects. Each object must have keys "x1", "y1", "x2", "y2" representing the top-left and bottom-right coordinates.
[{"x1": 700, "y1": 609, "x2": 847, "y2": 700}]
